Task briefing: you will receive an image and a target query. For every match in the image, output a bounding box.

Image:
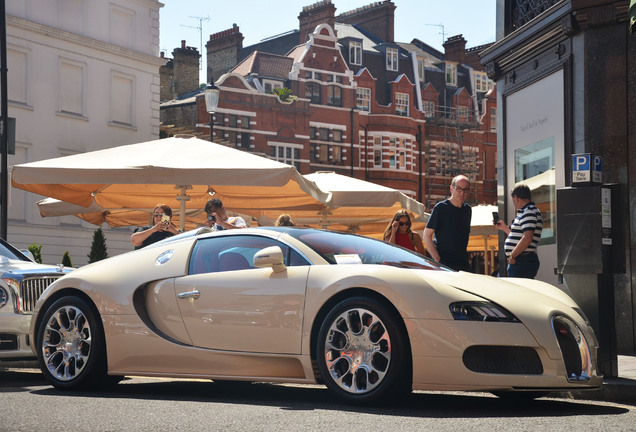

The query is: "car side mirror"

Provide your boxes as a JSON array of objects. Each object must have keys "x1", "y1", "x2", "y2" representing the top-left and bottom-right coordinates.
[
  {"x1": 253, "y1": 246, "x2": 286, "y2": 273},
  {"x1": 20, "y1": 249, "x2": 36, "y2": 262}
]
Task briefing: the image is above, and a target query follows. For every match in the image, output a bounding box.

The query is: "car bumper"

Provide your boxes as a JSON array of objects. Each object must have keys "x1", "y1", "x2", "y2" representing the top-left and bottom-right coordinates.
[{"x1": 0, "y1": 313, "x2": 37, "y2": 360}]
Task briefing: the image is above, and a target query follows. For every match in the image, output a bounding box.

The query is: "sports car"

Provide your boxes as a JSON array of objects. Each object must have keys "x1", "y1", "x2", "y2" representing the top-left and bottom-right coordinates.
[{"x1": 30, "y1": 227, "x2": 601, "y2": 403}]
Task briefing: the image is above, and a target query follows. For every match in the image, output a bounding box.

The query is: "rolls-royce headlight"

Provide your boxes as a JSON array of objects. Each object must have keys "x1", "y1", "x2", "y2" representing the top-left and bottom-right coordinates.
[{"x1": 449, "y1": 301, "x2": 520, "y2": 322}]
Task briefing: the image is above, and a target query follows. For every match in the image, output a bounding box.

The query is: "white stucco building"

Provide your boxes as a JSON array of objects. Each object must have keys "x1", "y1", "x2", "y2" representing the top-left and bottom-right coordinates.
[{"x1": 5, "y1": 0, "x2": 165, "y2": 265}]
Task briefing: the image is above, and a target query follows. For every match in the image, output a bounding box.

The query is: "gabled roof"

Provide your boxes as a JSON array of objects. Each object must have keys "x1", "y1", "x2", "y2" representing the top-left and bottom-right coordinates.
[
  {"x1": 237, "y1": 30, "x2": 300, "y2": 64},
  {"x1": 232, "y1": 51, "x2": 294, "y2": 80}
]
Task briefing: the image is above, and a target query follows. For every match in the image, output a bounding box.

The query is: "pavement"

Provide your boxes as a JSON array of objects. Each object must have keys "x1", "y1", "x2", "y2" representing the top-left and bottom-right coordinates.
[
  {"x1": 3, "y1": 356, "x2": 636, "y2": 405},
  {"x1": 558, "y1": 355, "x2": 636, "y2": 406}
]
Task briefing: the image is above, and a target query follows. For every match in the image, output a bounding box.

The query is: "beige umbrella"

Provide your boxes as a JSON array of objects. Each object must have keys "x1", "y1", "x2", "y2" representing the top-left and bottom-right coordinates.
[
  {"x1": 257, "y1": 171, "x2": 429, "y2": 235},
  {"x1": 12, "y1": 136, "x2": 331, "y2": 231}
]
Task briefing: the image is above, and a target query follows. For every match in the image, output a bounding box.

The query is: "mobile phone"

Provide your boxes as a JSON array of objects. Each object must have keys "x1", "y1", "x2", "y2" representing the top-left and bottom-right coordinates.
[
  {"x1": 162, "y1": 214, "x2": 170, "y2": 224},
  {"x1": 207, "y1": 214, "x2": 216, "y2": 222},
  {"x1": 492, "y1": 211, "x2": 500, "y2": 224}
]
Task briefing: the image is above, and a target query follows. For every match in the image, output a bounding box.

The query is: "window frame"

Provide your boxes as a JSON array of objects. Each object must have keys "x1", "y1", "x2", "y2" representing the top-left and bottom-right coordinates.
[
  {"x1": 349, "y1": 41, "x2": 362, "y2": 65},
  {"x1": 386, "y1": 48, "x2": 398, "y2": 71}
]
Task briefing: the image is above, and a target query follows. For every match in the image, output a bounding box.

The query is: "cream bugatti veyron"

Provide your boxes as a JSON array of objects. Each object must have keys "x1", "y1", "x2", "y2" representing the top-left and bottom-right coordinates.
[{"x1": 30, "y1": 227, "x2": 601, "y2": 404}]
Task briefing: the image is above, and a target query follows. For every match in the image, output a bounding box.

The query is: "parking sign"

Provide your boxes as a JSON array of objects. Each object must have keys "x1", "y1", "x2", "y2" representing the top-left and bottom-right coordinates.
[{"x1": 572, "y1": 153, "x2": 602, "y2": 185}]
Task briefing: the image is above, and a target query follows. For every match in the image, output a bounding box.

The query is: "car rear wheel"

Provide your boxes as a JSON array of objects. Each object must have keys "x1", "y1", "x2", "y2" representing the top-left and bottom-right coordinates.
[
  {"x1": 36, "y1": 296, "x2": 113, "y2": 390},
  {"x1": 316, "y1": 296, "x2": 409, "y2": 404}
]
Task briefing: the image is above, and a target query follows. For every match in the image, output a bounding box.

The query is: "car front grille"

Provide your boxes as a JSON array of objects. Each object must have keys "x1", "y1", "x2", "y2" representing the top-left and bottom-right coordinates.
[
  {"x1": 462, "y1": 345, "x2": 544, "y2": 375},
  {"x1": 0, "y1": 334, "x2": 18, "y2": 350},
  {"x1": 552, "y1": 315, "x2": 593, "y2": 382},
  {"x1": 19, "y1": 276, "x2": 62, "y2": 313}
]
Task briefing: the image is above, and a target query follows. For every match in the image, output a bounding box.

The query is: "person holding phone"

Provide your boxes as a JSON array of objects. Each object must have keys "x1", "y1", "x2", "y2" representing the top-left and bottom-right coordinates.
[
  {"x1": 131, "y1": 204, "x2": 181, "y2": 249},
  {"x1": 203, "y1": 198, "x2": 247, "y2": 231},
  {"x1": 495, "y1": 184, "x2": 543, "y2": 278}
]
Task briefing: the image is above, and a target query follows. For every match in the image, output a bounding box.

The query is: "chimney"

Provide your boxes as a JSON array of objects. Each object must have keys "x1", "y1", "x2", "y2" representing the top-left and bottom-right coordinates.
[
  {"x1": 443, "y1": 35, "x2": 467, "y2": 65},
  {"x1": 336, "y1": 1, "x2": 396, "y2": 42},
  {"x1": 298, "y1": 0, "x2": 336, "y2": 44},
  {"x1": 206, "y1": 24, "x2": 244, "y2": 84},
  {"x1": 171, "y1": 40, "x2": 200, "y2": 97}
]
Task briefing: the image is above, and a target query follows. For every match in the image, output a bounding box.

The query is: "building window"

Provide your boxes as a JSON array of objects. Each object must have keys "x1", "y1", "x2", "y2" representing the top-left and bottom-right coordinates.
[
  {"x1": 395, "y1": 92, "x2": 409, "y2": 116},
  {"x1": 490, "y1": 107, "x2": 497, "y2": 131},
  {"x1": 386, "y1": 48, "x2": 398, "y2": 71},
  {"x1": 327, "y1": 86, "x2": 342, "y2": 106},
  {"x1": 241, "y1": 116, "x2": 250, "y2": 129},
  {"x1": 305, "y1": 82, "x2": 321, "y2": 104},
  {"x1": 241, "y1": 133, "x2": 251, "y2": 148},
  {"x1": 110, "y1": 71, "x2": 135, "y2": 126},
  {"x1": 475, "y1": 71, "x2": 488, "y2": 93},
  {"x1": 271, "y1": 143, "x2": 301, "y2": 169},
  {"x1": 416, "y1": 56, "x2": 425, "y2": 82},
  {"x1": 227, "y1": 114, "x2": 238, "y2": 128},
  {"x1": 332, "y1": 146, "x2": 342, "y2": 163},
  {"x1": 373, "y1": 136, "x2": 383, "y2": 168},
  {"x1": 318, "y1": 128, "x2": 329, "y2": 141},
  {"x1": 422, "y1": 100, "x2": 436, "y2": 117},
  {"x1": 350, "y1": 41, "x2": 362, "y2": 65},
  {"x1": 446, "y1": 63, "x2": 457, "y2": 86},
  {"x1": 332, "y1": 130, "x2": 343, "y2": 142},
  {"x1": 357, "y1": 87, "x2": 371, "y2": 112},
  {"x1": 457, "y1": 106, "x2": 469, "y2": 121},
  {"x1": 263, "y1": 80, "x2": 282, "y2": 93}
]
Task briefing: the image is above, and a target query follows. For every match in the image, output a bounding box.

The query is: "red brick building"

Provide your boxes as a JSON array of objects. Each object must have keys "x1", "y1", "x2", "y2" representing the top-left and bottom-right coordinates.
[{"x1": 160, "y1": 0, "x2": 497, "y2": 208}]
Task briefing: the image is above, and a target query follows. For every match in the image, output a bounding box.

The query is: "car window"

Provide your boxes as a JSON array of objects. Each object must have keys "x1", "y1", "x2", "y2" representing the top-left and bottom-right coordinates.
[
  {"x1": 0, "y1": 239, "x2": 29, "y2": 261},
  {"x1": 189, "y1": 235, "x2": 309, "y2": 275},
  {"x1": 285, "y1": 229, "x2": 447, "y2": 271}
]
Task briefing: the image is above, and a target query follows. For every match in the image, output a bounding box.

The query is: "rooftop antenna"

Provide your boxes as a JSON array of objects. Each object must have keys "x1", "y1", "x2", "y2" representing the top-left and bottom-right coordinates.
[
  {"x1": 423, "y1": 23, "x2": 445, "y2": 47},
  {"x1": 181, "y1": 15, "x2": 209, "y2": 70}
]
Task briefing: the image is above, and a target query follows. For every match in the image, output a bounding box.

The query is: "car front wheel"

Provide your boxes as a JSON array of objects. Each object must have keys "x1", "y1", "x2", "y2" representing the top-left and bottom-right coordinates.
[
  {"x1": 36, "y1": 296, "x2": 111, "y2": 390},
  {"x1": 316, "y1": 296, "x2": 409, "y2": 404}
]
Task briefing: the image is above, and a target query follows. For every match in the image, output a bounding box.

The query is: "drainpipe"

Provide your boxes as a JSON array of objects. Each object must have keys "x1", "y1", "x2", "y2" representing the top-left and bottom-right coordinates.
[
  {"x1": 359, "y1": 123, "x2": 368, "y2": 181},
  {"x1": 350, "y1": 108, "x2": 354, "y2": 177},
  {"x1": 417, "y1": 124, "x2": 423, "y2": 203}
]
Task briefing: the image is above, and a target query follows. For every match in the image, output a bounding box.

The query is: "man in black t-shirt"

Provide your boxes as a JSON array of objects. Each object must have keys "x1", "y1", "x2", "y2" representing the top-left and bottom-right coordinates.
[{"x1": 423, "y1": 175, "x2": 472, "y2": 272}]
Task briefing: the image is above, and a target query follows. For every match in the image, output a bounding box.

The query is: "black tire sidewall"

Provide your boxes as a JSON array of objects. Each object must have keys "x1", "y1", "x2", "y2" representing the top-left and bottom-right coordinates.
[
  {"x1": 316, "y1": 296, "x2": 407, "y2": 404},
  {"x1": 36, "y1": 295, "x2": 106, "y2": 390}
]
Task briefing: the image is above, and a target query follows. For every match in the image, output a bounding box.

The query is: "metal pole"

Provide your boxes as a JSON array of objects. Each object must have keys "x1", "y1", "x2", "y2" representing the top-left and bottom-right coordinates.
[
  {"x1": 1, "y1": 0, "x2": 9, "y2": 240},
  {"x1": 209, "y1": 113, "x2": 214, "y2": 142}
]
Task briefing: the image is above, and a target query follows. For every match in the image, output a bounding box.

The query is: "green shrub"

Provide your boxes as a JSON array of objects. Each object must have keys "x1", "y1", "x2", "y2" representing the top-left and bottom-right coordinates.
[
  {"x1": 61, "y1": 251, "x2": 72, "y2": 267},
  {"x1": 87, "y1": 228, "x2": 108, "y2": 263},
  {"x1": 27, "y1": 243, "x2": 43, "y2": 264}
]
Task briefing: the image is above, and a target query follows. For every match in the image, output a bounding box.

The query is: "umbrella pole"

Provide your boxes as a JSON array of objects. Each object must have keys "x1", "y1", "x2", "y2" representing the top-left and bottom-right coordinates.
[{"x1": 175, "y1": 185, "x2": 192, "y2": 231}]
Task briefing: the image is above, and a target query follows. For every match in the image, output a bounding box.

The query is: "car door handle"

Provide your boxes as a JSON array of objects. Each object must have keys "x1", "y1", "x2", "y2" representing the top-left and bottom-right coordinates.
[{"x1": 177, "y1": 290, "x2": 200, "y2": 299}]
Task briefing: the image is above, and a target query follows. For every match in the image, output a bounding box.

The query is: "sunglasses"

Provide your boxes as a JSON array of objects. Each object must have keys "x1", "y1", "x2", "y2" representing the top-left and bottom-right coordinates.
[
  {"x1": 453, "y1": 186, "x2": 469, "y2": 193},
  {"x1": 398, "y1": 221, "x2": 410, "y2": 226},
  {"x1": 153, "y1": 213, "x2": 165, "y2": 218}
]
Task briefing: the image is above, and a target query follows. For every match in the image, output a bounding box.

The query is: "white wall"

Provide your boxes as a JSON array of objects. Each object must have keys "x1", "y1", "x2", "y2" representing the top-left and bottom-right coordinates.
[{"x1": 5, "y1": 0, "x2": 165, "y2": 265}]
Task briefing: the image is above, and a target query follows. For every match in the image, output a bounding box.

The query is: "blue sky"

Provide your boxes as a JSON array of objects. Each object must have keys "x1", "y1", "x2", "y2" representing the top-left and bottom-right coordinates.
[{"x1": 159, "y1": 1, "x2": 497, "y2": 80}]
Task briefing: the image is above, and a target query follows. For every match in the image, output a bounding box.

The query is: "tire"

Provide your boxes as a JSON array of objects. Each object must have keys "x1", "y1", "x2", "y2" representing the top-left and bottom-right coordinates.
[
  {"x1": 36, "y1": 296, "x2": 112, "y2": 390},
  {"x1": 316, "y1": 296, "x2": 410, "y2": 404}
]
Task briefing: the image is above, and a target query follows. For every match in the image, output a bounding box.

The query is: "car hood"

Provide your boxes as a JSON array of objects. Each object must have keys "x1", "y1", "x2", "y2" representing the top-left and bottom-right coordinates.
[{"x1": 0, "y1": 257, "x2": 68, "y2": 276}]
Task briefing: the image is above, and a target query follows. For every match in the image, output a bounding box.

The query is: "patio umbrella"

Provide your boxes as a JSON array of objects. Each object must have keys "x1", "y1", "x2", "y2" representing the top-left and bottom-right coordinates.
[
  {"x1": 256, "y1": 171, "x2": 429, "y2": 234},
  {"x1": 12, "y1": 136, "x2": 332, "y2": 231}
]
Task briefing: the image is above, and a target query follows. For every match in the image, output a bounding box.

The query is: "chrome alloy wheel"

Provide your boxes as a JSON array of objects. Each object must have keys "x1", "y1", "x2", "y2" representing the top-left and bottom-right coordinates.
[
  {"x1": 41, "y1": 305, "x2": 92, "y2": 382},
  {"x1": 323, "y1": 307, "x2": 392, "y2": 394}
]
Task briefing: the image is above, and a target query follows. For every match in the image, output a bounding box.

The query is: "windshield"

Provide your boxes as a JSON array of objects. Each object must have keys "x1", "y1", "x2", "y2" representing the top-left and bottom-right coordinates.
[
  {"x1": 286, "y1": 229, "x2": 449, "y2": 271},
  {"x1": 0, "y1": 239, "x2": 29, "y2": 262}
]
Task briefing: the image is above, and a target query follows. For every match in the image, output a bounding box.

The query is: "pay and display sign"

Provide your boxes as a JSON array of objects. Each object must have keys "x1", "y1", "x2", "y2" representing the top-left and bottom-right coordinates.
[{"x1": 572, "y1": 154, "x2": 602, "y2": 185}]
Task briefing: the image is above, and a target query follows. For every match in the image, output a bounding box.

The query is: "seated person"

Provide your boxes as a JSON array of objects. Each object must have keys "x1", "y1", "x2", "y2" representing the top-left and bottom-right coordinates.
[{"x1": 131, "y1": 204, "x2": 181, "y2": 249}]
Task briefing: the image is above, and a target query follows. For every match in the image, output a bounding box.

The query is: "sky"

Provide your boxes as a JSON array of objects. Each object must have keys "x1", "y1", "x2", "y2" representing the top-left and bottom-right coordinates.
[{"x1": 159, "y1": 0, "x2": 497, "y2": 82}]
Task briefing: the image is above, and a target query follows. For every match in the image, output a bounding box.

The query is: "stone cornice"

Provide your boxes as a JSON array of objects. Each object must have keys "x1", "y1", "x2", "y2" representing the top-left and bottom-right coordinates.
[{"x1": 7, "y1": 14, "x2": 166, "y2": 67}]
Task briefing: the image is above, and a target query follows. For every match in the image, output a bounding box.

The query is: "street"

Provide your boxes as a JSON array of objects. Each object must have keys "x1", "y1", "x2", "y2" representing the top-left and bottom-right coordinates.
[{"x1": 1, "y1": 368, "x2": 634, "y2": 432}]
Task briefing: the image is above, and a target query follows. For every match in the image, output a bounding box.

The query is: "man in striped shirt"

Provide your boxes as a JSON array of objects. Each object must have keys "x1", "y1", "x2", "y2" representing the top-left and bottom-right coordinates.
[{"x1": 495, "y1": 184, "x2": 543, "y2": 278}]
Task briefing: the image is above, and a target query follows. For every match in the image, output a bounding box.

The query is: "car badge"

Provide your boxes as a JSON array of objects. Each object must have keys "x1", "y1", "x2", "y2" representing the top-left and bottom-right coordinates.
[{"x1": 155, "y1": 250, "x2": 174, "y2": 266}]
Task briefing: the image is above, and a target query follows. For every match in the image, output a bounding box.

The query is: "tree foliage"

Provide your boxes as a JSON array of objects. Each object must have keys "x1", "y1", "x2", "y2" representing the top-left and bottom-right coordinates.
[
  {"x1": 87, "y1": 228, "x2": 109, "y2": 263},
  {"x1": 61, "y1": 251, "x2": 73, "y2": 267},
  {"x1": 271, "y1": 87, "x2": 297, "y2": 102},
  {"x1": 27, "y1": 243, "x2": 43, "y2": 264}
]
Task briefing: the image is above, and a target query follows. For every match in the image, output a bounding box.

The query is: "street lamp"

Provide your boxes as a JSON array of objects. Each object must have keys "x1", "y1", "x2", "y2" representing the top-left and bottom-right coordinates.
[{"x1": 204, "y1": 82, "x2": 220, "y2": 142}]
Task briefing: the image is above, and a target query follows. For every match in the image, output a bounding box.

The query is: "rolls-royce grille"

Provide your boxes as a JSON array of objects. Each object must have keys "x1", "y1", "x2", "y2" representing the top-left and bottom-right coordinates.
[
  {"x1": 552, "y1": 315, "x2": 592, "y2": 382},
  {"x1": 19, "y1": 276, "x2": 61, "y2": 313},
  {"x1": 463, "y1": 345, "x2": 543, "y2": 375}
]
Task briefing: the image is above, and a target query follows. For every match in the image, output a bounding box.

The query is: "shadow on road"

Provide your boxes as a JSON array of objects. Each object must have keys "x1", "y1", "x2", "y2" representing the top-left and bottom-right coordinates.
[{"x1": 16, "y1": 376, "x2": 629, "y2": 418}]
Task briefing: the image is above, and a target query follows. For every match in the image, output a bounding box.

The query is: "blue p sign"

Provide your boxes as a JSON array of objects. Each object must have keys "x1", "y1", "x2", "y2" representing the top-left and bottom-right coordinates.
[
  {"x1": 572, "y1": 153, "x2": 602, "y2": 185},
  {"x1": 574, "y1": 154, "x2": 590, "y2": 171}
]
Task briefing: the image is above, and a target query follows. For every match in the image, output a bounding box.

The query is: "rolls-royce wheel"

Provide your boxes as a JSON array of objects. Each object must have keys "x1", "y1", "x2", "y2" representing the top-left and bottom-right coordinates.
[
  {"x1": 36, "y1": 296, "x2": 113, "y2": 390},
  {"x1": 316, "y1": 296, "x2": 410, "y2": 404}
]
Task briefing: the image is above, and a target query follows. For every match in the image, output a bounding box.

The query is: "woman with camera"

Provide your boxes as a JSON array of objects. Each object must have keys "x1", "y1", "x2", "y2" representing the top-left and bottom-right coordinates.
[{"x1": 131, "y1": 204, "x2": 181, "y2": 249}]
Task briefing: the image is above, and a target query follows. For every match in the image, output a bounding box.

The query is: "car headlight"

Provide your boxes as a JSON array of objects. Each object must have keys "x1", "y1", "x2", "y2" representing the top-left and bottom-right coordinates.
[{"x1": 449, "y1": 301, "x2": 520, "y2": 322}]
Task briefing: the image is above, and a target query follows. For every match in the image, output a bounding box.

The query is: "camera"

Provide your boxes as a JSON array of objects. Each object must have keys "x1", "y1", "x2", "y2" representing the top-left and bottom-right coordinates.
[
  {"x1": 207, "y1": 214, "x2": 216, "y2": 222},
  {"x1": 161, "y1": 214, "x2": 170, "y2": 224},
  {"x1": 492, "y1": 211, "x2": 500, "y2": 224}
]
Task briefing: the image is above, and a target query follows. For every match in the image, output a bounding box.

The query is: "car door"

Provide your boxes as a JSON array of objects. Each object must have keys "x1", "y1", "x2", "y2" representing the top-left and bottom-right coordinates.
[{"x1": 174, "y1": 235, "x2": 310, "y2": 354}]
